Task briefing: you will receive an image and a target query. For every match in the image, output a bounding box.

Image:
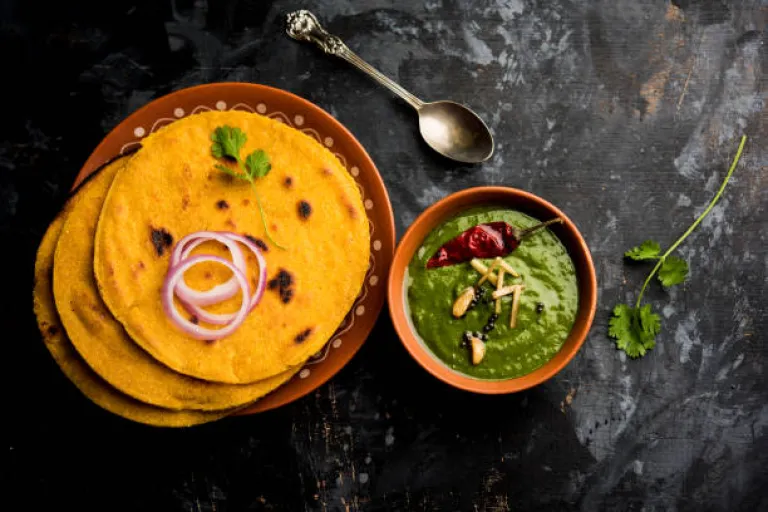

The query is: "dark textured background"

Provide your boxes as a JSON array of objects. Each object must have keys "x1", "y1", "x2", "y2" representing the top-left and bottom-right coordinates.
[{"x1": 3, "y1": 0, "x2": 767, "y2": 510}]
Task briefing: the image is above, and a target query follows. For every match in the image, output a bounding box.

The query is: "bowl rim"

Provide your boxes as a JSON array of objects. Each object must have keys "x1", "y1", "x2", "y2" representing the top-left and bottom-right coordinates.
[{"x1": 387, "y1": 186, "x2": 597, "y2": 393}]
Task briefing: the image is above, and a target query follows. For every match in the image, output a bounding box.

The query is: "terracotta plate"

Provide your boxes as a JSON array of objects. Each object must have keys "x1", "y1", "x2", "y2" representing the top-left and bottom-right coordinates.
[{"x1": 74, "y1": 83, "x2": 395, "y2": 413}]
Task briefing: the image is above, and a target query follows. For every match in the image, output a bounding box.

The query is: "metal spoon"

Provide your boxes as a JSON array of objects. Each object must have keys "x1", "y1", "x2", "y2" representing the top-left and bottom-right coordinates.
[{"x1": 286, "y1": 10, "x2": 494, "y2": 164}]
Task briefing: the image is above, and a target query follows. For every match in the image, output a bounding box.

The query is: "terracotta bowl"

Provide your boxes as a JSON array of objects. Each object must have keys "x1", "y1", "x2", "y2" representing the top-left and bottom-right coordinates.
[{"x1": 387, "y1": 187, "x2": 597, "y2": 393}]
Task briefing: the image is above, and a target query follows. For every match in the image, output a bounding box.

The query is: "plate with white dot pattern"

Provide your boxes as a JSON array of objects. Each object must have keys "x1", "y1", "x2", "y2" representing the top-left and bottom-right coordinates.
[{"x1": 75, "y1": 83, "x2": 395, "y2": 414}]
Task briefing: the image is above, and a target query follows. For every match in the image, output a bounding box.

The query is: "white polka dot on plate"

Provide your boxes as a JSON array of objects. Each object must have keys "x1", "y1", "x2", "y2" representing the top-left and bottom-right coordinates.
[
  {"x1": 294, "y1": 115, "x2": 304, "y2": 126},
  {"x1": 216, "y1": 101, "x2": 227, "y2": 110},
  {"x1": 332, "y1": 339, "x2": 342, "y2": 348},
  {"x1": 364, "y1": 199, "x2": 373, "y2": 210},
  {"x1": 134, "y1": 127, "x2": 146, "y2": 137},
  {"x1": 372, "y1": 240, "x2": 382, "y2": 251},
  {"x1": 355, "y1": 305, "x2": 365, "y2": 316},
  {"x1": 256, "y1": 103, "x2": 267, "y2": 114},
  {"x1": 324, "y1": 137, "x2": 334, "y2": 147},
  {"x1": 299, "y1": 369, "x2": 311, "y2": 379},
  {"x1": 174, "y1": 108, "x2": 185, "y2": 118},
  {"x1": 350, "y1": 166, "x2": 359, "y2": 177},
  {"x1": 369, "y1": 275, "x2": 379, "y2": 286}
]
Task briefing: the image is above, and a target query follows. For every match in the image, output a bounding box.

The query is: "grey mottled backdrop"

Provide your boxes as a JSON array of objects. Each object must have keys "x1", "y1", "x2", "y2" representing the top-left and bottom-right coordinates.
[{"x1": 4, "y1": 0, "x2": 767, "y2": 510}]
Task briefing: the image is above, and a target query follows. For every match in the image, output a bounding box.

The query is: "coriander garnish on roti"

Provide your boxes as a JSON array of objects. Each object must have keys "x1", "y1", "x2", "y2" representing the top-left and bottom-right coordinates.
[{"x1": 211, "y1": 125, "x2": 285, "y2": 249}]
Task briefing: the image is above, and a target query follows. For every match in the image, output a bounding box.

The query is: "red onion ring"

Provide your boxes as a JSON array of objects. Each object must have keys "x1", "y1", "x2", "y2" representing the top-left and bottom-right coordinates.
[
  {"x1": 222, "y1": 233, "x2": 268, "y2": 311},
  {"x1": 171, "y1": 232, "x2": 246, "y2": 306},
  {"x1": 162, "y1": 255, "x2": 250, "y2": 340},
  {"x1": 169, "y1": 233, "x2": 268, "y2": 325}
]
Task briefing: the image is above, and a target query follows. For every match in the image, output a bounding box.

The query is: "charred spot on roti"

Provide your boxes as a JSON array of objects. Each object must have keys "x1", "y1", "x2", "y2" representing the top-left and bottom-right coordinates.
[
  {"x1": 225, "y1": 219, "x2": 237, "y2": 229},
  {"x1": 345, "y1": 201, "x2": 359, "y2": 219},
  {"x1": 216, "y1": 199, "x2": 229, "y2": 210},
  {"x1": 70, "y1": 293, "x2": 109, "y2": 333},
  {"x1": 190, "y1": 315, "x2": 199, "y2": 325},
  {"x1": 150, "y1": 227, "x2": 173, "y2": 256},
  {"x1": 244, "y1": 234, "x2": 268, "y2": 252},
  {"x1": 294, "y1": 328, "x2": 313, "y2": 343},
  {"x1": 322, "y1": 167, "x2": 333, "y2": 176},
  {"x1": 242, "y1": 199, "x2": 250, "y2": 206},
  {"x1": 132, "y1": 260, "x2": 146, "y2": 277},
  {"x1": 204, "y1": 271, "x2": 213, "y2": 280},
  {"x1": 88, "y1": 301, "x2": 108, "y2": 320},
  {"x1": 274, "y1": 269, "x2": 293, "y2": 288},
  {"x1": 182, "y1": 194, "x2": 190, "y2": 210},
  {"x1": 47, "y1": 325, "x2": 59, "y2": 336},
  {"x1": 298, "y1": 200, "x2": 312, "y2": 220},
  {"x1": 268, "y1": 269, "x2": 295, "y2": 304},
  {"x1": 283, "y1": 176, "x2": 293, "y2": 188}
]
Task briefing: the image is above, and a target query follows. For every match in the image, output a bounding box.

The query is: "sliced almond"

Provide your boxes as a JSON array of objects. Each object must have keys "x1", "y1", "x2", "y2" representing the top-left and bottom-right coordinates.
[
  {"x1": 492, "y1": 285, "x2": 519, "y2": 299},
  {"x1": 452, "y1": 287, "x2": 476, "y2": 318},
  {"x1": 470, "y1": 336, "x2": 486, "y2": 365},
  {"x1": 495, "y1": 266, "x2": 505, "y2": 314},
  {"x1": 509, "y1": 284, "x2": 525, "y2": 328},
  {"x1": 498, "y1": 259, "x2": 520, "y2": 278},
  {"x1": 475, "y1": 258, "x2": 501, "y2": 287},
  {"x1": 471, "y1": 258, "x2": 520, "y2": 282},
  {"x1": 470, "y1": 258, "x2": 490, "y2": 275}
]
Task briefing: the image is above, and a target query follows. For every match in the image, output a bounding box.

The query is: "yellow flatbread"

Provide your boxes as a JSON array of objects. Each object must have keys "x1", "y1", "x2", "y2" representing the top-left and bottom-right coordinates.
[
  {"x1": 33, "y1": 209, "x2": 230, "y2": 427},
  {"x1": 52, "y1": 158, "x2": 296, "y2": 410},
  {"x1": 94, "y1": 111, "x2": 370, "y2": 383}
]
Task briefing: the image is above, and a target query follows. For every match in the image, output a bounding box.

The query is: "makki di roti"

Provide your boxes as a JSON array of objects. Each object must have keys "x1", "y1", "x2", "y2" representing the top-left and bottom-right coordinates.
[
  {"x1": 34, "y1": 204, "x2": 233, "y2": 427},
  {"x1": 53, "y1": 158, "x2": 298, "y2": 411},
  {"x1": 94, "y1": 110, "x2": 370, "y2": 384}
]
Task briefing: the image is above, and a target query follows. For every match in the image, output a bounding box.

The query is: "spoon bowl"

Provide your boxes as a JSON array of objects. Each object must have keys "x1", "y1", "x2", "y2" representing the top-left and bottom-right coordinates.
[{"x1": 418, "y1": 101, "x2": 494, "y2": 163}]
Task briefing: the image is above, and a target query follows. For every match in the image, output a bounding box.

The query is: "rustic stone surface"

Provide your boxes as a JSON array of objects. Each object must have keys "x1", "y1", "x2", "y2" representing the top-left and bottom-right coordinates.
[{"x1": 4, "y1": 1, "x2": 766, "y2": 510}]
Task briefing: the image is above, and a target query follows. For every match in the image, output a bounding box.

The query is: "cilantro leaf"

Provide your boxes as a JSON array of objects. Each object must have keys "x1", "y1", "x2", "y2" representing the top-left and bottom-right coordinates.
[
  {"x1": 215, "y1": 164, "x2": 246, "y2": 179},
  {"x1": 658, "y1": 256, "x2": 688, "y2": 287},
  {"x1": 609, "y1": 304, "x2": 636, "y2": 346},
  {"x1": 609, "y1": 304, "x2": 647, "y2": 358},
  {"x1": 637, "y1": 304, "x2": 660, "y2": 339},
  {"x1": 245, "y1": 150, "x2": 271, "y2": 179},
  {"x1": 609, "y1": 304, "x2": 659, "y2": 358},
  {"x1": 625, "y1": 240, "x2": 661, "y2": 261},
  {"x1": 209, "y1": 125, "x2": 284, "y2": 249},
  {"x1": 211, "y1": 125, "x2": 247, "y2": 162},
  {"x1": 609, "y1": 136, "x2": 747, "y2": 360}
]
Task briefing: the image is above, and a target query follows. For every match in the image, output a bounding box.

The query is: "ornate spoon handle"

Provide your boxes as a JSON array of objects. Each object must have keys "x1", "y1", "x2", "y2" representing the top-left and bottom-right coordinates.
[{"x1": 286, "y1": 10, "x2": 424, "y2": 110}]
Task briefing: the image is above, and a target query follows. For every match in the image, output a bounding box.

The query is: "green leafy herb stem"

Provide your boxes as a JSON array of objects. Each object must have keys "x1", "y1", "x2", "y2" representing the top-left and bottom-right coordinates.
[
  {"x1": 610, "y1": 135, "x2": 747, "y2": 358},
  {"x1": 210, "y1": 125, "x2": 285, "y2": 249}
]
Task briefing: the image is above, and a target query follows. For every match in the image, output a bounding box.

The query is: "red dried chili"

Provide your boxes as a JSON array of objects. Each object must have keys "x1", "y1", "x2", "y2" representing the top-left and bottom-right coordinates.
[{"x1": 426, "y1": 218, "x2": 562, "y2": 269}]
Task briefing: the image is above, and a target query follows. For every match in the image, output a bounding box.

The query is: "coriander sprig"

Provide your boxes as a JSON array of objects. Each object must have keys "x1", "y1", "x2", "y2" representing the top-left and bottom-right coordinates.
[
  {"x1": 609, "y1": 135, "x2": 747, "y2": 358},
  {"x1": 210, "y1": 125, "x2": 285, "y2": 249}
]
